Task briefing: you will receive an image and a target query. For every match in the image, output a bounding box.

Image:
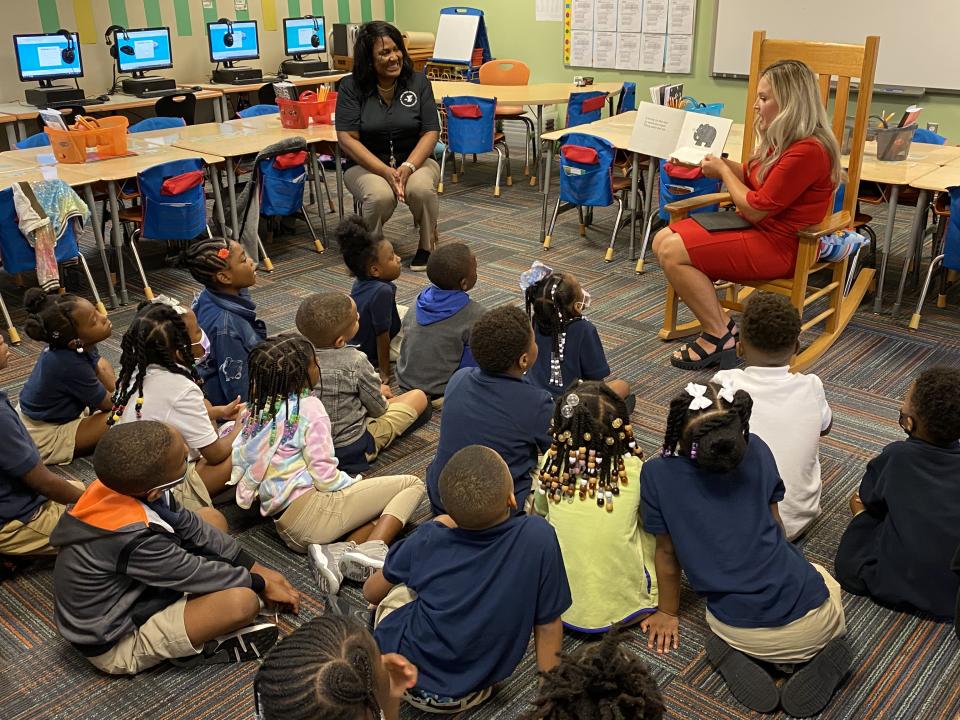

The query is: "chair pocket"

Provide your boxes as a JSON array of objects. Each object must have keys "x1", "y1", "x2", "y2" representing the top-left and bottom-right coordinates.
[{"x1": 261, "y1": 173, "x2": 306, "y2": 217}]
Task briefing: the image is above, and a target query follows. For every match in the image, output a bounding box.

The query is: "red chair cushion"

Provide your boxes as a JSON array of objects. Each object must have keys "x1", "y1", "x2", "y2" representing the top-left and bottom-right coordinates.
[
  {"x1": 160, "y1": 170, "x2": 205, "y2": 196},
  {"x1": 273, "y1": 151, "x2": 308, "y2": 169},
  {"x1": 581, "y1": 95, "x2": 607, "y2": 114},
  {"x1": 449, "y1": 104, "x2": 483, "y2": 119},
  {"x1": 561, "y1": 145, "x2": 599, "y2": 164}
]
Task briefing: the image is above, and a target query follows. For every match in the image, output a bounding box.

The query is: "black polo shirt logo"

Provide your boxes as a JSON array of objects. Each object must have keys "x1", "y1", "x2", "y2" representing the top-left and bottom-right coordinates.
[{"x1": 399, "y1": 90, "x2": 418, "y2": 108}]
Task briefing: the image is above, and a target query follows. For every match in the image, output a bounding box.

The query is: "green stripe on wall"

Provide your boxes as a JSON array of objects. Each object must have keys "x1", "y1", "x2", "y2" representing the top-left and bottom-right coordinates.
[
  {"x1": 108, "y1": 0, "x2": 128, "y2": 27},
  {"x1": 173, "y1": 0, "x2": 192, "y2": 36},
  {"x1": 143, "y1": 0, "x2": 162, "y2": 27},
  {"x1": 311, "y1": 0, "x2": 323, "y2": 15},
  {"x1": 37, "y1": 0, "x2": 60, "y2": 33},
  {"x1": 385, "y1": 0, "x2": 394, "y2": 22},
  {"x1": 235, "y1": 7, "x2": 250, "y2": 20},
  {"x1": 360, "y1": 0, "x2": 372, "y2": 22},
  {"x1": 287, "y1": 0, "x2": 300, "y2": 17},
  {"x1": 202, "y1": 0, "x2": 219, "y2": 24},
  {"x1": 337, "y1": 0, "x2": 351, "y2": 23}
]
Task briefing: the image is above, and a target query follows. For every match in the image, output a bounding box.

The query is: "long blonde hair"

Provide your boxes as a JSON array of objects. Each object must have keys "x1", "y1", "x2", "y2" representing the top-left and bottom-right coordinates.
[{"x1": 751, "y1": 60, "x2": 841, "y2": 186}]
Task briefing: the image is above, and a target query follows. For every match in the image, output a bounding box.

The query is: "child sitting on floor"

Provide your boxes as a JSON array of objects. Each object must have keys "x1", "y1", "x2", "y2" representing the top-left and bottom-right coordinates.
[
  {"x1": 396, "y1": 242, "x2": 485, "y2": 401},
  {"x1": 521, "y1": 261, "x2": 632, "y2": 405},
  {"x1": 426, "y1": 304, "x2": 553, "y2": 514},
  {"x1": 0, "y1": 332, "x2": 84, "y2": 557},
  {"x1": 713, "y1": 292, "x2": 832, "y2": 540},
  {"x1": 337, "y1": 216, "x2": 403, "y2": 384},
  {"x1": 186, "y1": 238, "x2": 267, "y2": 406},
  {"x1": 51, "y1": 421, "x2": 299, "y2": 675},
  {"x1": 230, "y1": 333, "x2": 424, "y2": 592},
  {"x1": 295, "y1": 292, "x2": 429, "y2": 476},
  {"x1": 835, "y1": 366, "x2": 960, "y2": 621},
  {"x1": 254, "y1": 615, "x2": 418, "y2": 720},
  {"x1": 17, "y1": 288, "x2": 115, "y2": 465},
  {"x1": 525, "y1": 625, "x2": 664, "y2": 720},
  {"x1": 111, "y1": 300, "x2": 244, "y2": 510},
  {"x1": 534, "y1": 381, "x2": 654, "y2": 633},
  {"x1": 641, "y1": 381, "x2": 850, "y2": 718},
  {"x1": 365, "y1": 445, "x2": 571, "y2": 714}
]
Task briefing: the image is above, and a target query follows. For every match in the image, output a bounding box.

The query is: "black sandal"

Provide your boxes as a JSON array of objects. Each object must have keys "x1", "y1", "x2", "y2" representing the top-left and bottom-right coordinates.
[{"x1": 670, "y1": 319, "x2": 739, "y2": 371}]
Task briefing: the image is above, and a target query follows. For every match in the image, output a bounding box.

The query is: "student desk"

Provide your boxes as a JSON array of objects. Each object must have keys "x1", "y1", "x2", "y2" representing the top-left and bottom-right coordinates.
[{"x1": 193, "y1": 73, "x2": 350, "y2": 122}]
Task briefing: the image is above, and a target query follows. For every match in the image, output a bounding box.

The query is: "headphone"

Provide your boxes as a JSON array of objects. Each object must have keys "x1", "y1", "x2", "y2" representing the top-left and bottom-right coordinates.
[
  {"x1": 305, "y1": 15, "x2": 321, "y2": 48},
  {"x1": 217, "y1": 18, "x2": 235, "y2": 47},
  {"x1": 104, "y1": 25, "x2": 135, "y2": 59},
  {"x1": 56, "y1": 29, "x2": 76, "y2": 65}
]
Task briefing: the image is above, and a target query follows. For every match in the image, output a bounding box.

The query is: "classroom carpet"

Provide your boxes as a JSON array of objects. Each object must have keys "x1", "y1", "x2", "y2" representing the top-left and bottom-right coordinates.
[{"x1": 0, "y1": 151, "x2": 958, "y2": 720}]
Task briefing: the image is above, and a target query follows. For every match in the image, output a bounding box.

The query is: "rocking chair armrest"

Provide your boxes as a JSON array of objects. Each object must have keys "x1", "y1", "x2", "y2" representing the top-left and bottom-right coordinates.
[
  {"x1": 797, "y1": 211, "x2": 852, "y2": 241},
  {"x1": 665, "y1": 192, "x2": 733, "y2": 222}
]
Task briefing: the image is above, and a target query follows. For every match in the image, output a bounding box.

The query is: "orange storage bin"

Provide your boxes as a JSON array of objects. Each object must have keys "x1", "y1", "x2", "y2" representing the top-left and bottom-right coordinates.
[
  {"x1": 44, "y1": 116, "x2": 129, "y2": 164},
  {"x1": 277, "y1": 91, "x2": 337, "y2": 129}
]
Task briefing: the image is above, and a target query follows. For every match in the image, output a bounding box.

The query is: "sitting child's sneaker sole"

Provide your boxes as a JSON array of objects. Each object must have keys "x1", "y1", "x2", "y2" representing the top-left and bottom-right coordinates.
[
  {"x1": 171, "y1": 623, "x2": 278, "y2": 668},
  {"x1": 706, "y1": 635, "x2": 779, "y2": 713},
  {"x1": 780, "y1": 637, "x2": 853, "y2": 718},
  {"x1": 339, "y1": 550, "x2": 384, "y2": 583},
  {"x1": 404, "y1": 686, "x2": 493, "y2": 714}
]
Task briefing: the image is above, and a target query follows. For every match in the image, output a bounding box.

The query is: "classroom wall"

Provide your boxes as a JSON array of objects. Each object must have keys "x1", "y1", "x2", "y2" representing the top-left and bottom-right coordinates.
[
  {"x1": 1, "y1": 0, "x2": 395, "y2": 104},
  {"x1": 395, "y1": 0, "x2": 960, "y2": 140}
]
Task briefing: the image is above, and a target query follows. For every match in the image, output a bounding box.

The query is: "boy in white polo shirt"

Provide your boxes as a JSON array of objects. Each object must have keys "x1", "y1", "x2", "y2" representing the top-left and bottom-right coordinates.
[{"x1": 713, "y1": 292, "x2": 832, "y2": 540}]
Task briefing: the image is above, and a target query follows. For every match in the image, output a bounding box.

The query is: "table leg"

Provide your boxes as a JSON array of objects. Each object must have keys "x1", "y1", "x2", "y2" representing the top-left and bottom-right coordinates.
[
  {"x1": 873, "y1": 184, "x2": 900, "y2": 313},
  {"x1": 106, "y1": 181, "x2": 128, "y2": 305},
  {"x1": 536, "y1": 105, "x2": 544, "y2": 188},
  {"x1": 308, "y1": 148, "x2": 328, "y2": 240},
  {"x1": 226, "y1": 158, "x2": 239, "y2": 239},
  {"x1": 335, "y1": 143, "x2": 345, "y2": 218},
  {"x1": 540, "y1": 139, "x2": 553, "y2": 246},
  {"x1": 4, "y1": 124, "x2": 16, "y2": 148},
  {"x1": 629, "y1": 152, "x2": 640, "y2": 260},
  {"x1": 893, "y1": 189, "x2": 930, "y2": 316},
  {"x1": 209, "y1": 165, "x2": 227, "y2": 235},
  {"x1": 212, "y1": 97, "x2": 223, "y2": 124},
  {"x1": 82, "y1": 184, "x2": 118, "y2": 310},
  {"x1": 16, "y1": 120, "x2": 26, "y2": 143},
  {"x1": 220, "y1": 94, "x2": 231, "y2": 122}
]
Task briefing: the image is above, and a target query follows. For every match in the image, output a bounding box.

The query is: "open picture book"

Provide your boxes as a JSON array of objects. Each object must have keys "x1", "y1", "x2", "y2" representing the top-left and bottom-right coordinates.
[{"x1": 628, "y1": 101, "x2": 732, "y2": 165}]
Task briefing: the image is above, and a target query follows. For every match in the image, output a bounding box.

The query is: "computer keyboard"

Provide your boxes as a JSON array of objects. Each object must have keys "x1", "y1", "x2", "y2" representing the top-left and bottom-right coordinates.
[
  {"x1": 300, "y1": 69, "x2": 341, "y2": 78},
  {"x1": 137, "y1": 88, "x2": 190, "y2": 99},
  {"x1": 46, "y1": 97, "x2": 105, "y2": 109}
]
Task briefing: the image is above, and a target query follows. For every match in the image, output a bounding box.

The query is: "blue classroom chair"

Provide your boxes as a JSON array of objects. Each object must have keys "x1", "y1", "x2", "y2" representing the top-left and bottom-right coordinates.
[
  {"x1": 15, "y1": 131, "x2": 50, "y2": 150},
  {"x1": 439, "y1": 96, "x2": 511, "y2": 197},
  {"x1": 128, "y1": 117, "x2": 186, "y2": 133},
  {"x1": 237, "y1": 104, "x2": 279, "y2": 119},
  {"x1": 566, "y1": 91, "x2": 608, "y2": 128}
]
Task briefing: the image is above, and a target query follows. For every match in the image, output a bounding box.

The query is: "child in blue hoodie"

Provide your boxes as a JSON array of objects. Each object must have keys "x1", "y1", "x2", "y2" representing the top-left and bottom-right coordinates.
[
  {"x1": 185, "y1": 238, "x2": 267, "y2": 406},
  {"x1": 397, "y1": 243, "x2": 485, "y2": 401}
]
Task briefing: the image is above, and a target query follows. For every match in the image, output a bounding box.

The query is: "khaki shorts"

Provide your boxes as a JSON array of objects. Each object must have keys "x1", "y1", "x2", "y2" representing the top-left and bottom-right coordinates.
[
  {"x1": 390, "y1": 305, "x2": 408, "y2": 362},
  {"x1": 0, "y1": 480, "x2": 84, "y2": 556},
  {"x1": 366, "y1": 402, "x2": 419, "y2": 461},
  {"x1": 170, "y1": 460, "x2": 214, "y2": 512},
  {"x1": 17, "y1": 408, "x2": 87, "y2": 466},
  {"x1": 374, "y1": 583, "x2": 418, "y2": 628},
  {"x1": 706, "y1": 563, "x2": 847, "y2": 664},
  {"x1": 87, "y1": 595, "x2": 199, "y2": 675}
]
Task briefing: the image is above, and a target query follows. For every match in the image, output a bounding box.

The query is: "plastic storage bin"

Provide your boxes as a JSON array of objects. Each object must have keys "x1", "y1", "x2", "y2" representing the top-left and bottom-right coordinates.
[
  {"x1": 277, "y1": 91, "x2": 337, "y2": 129},
  {"x1": 44, "y1": 116, "x2": 129, "y2": 163}
]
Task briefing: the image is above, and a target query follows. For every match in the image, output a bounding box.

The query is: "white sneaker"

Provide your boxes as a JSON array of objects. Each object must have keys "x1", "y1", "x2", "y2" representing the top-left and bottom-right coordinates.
[
  {"x1": 308, "y1": 541, "x2": 355, "y2": 594},
  {"x1": 339, "y1": 540, "x2": 389, "y2": 582}
]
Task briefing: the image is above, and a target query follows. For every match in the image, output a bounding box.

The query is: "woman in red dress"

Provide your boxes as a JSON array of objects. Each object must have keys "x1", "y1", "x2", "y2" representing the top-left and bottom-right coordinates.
[{"x1": 653, "y1": 60, "x2": 842, "y2": 370}]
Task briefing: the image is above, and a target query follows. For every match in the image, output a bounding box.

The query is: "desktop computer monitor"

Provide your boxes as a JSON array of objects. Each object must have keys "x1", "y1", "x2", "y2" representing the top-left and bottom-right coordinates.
[
  {"x1": 14, "y1": 31, "x2": 83, "y2": 84},
  {"x1": 115, "y1": 27, "x2": 173, "y2": 75},
  {"x1": 207, "y1": 20, "x2": 259, "y2": 65},
  {"x1": 283, "y1": 16, "x2": 326, "y2": 57}
]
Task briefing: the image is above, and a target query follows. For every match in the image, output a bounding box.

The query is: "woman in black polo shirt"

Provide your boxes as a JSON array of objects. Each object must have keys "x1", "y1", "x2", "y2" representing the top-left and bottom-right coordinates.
[{"x1": 336, "y1": 21, "x2": 441, "y2": 271}]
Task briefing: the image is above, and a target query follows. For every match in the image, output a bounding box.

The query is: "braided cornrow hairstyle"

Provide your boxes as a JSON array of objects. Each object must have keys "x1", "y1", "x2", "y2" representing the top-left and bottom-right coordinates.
[
  {"x1": 539, "y1": 380, "x2": 642, "y2": 512},
  {"x1": 661, "y1": 382, "x2": 753, "y2": 474},
  {"x1": 108, "y1": 302, "x2": 199, "y2": 426},
  {"x1": 255, "y1": 615, "x2": 382, "y2": 720},
  {"x1": 184, "y1": 237, "x2": 231, "y2": 288},
  {"x1": 245, "y1": 334, "x2": 317, "y2": 444},
  {"x1": 22, "y1": 288, "x2": 85, "y2": 349},
  {"x1": 525, "y1": 273, "x2": 579, "y2": 387},
  {"x1": 525, "y1": 625, "x2": 664, "y2": 720}
]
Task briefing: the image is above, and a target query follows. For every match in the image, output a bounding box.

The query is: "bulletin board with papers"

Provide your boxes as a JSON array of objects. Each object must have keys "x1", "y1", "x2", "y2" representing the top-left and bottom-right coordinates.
[{"x1": 563, "y1": 0, "x2": 696, "y2": 73}]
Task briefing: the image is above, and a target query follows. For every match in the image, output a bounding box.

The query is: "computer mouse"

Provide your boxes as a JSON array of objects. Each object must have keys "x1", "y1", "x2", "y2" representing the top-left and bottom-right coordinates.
[
  {"x1": 190, "y1": 85, "x2": 203, "y2": 91},
  {"x1": 97, "y1": 94, "x2": 110, "y2": 101}
]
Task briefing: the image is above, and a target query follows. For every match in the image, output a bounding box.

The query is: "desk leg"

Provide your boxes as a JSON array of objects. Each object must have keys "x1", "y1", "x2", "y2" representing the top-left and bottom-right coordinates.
[
  {"x1": 82, "y1": 184, "x2": 118, "y2": 310},
  {"x1": 106, "y1": 181, "x2": 128, "y2": 305},
  {"x1": 212, "y1": 97, "x2": 223, "y2": 124},
  {"x1": 226, "y1": 158, "x2": 239, "y2": 240},
  {"x1": 16, "y1": 120, "x2": 26, "y2": 143},
  {"x1": 308, "y1": 148, "x2": 327, "y2": 241},
  {"x1": 209, "y1": 165, "x2": 227, "y2": 235},
  {"x1": 873, "y1": 184, "x2": 900, "y2": 313},
  {"x1": 629, "y1": 152, "x2": 639, "y2": 260},
  {"x1": 4, "y1": 124, "x2": 16, "y2": 148},
  {"x1": 540, "y1": 139, "x2": 553, "y2": 246},
  {"x1": 535, "y1": 105, "x2": 544, "y2": 188},
  {"x1": 893, "y1": 189, "x2": 930, "y2": 316},
  {"x1": 335, "y1": 143, "x2": 345, "y2": 218},
  {"x1": 220, "y1": 95, "x2": 231, "y2": 122}
]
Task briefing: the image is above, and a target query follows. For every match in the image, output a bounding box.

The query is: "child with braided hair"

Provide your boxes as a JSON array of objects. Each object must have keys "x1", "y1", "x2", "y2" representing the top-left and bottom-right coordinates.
[
  {"x1": 111, "y1": 300, "x2": 244, "y2": 513},
  {"x1": 254, "y1": 615, "x2": 417, "y2": 720},
  {"x1": 640, "y1": 381, "x2": 851, "y2": 718},
  {"x1": 525, "y1": 625, "x2": 664, "y2": 720},
  {"x1": 533, "y1": 381, "x2": 654, "y2": 633},
  {"x1": 17, "y1": 288, "x2": 115, "y2": 465},
  {"x1": 521, "y1": 261, "x2": 633, "y2": 407},
  {"x1": 229, "y1": 333, "x2": 424, "y2": 594}
]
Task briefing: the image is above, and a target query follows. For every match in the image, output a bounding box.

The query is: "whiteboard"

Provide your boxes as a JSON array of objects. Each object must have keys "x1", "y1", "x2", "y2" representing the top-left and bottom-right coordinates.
[
  {"x1": 712, "y1": 0, "x2": 960, "y2": 92},
  {"x1": 432, "y1": 14, "x2": 480, "y2": 64}
]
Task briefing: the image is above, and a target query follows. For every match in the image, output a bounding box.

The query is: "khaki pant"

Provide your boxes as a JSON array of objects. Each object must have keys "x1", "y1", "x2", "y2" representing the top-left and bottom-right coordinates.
[
  {"x1": 366, "y1": 401, "x2": 419, "y2": 462},
  {"x1": 275, "y1": 474, "x2": 425, "y2": 553},
  {"x1": 344, "y1": 159, "x2": 440, "y2": 250},
  {"x1": 87, "y1": 596, "x2": 199, "y2": 675},
  {"x1": 374, "y1": 582, "x2": 418, "y2": 628},
  {"x1": 0, "y1": 480, "x2": 84, "y2": 556},
  {"x1": 706, "y1": 563, "x2": 847, "y2": 664},
  {"x1": 17, "y1": 408, "x2": 87, "y2": 466},
  {"x1": 170, "y1": 460, "x2": 214, "y2": 512}
]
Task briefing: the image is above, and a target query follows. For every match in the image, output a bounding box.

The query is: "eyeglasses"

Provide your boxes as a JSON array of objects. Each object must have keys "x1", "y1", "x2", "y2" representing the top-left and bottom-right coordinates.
[
  {"x1": 574, "y1": 289, "x2": 592, "y2": 312},
  {"x1": 147, "y1": 467, "x2": 188, "y2": 494}
]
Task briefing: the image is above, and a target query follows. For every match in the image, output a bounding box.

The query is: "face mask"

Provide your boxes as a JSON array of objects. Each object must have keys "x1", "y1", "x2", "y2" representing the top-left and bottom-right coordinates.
[
  {"x1": 193, "y1": 328, "x2": 211, "y2": 363},
  {"x1": 574, "y1": 289, "x2": 592, "y2": 313}
]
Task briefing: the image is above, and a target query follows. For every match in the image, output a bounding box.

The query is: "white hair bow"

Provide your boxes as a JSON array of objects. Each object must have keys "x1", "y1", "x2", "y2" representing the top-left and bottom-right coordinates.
[
  {"x1": 151, "y1": 294, "x2": 187, "y2": 315},
  {"x1": 717, "y1": 377, "x2": 736, "y2": 404},
  {"x1": 519, "y1": 260, "x2": 554, "y2": 291},
  {"x1": 685, "y1": 383, "x2": 712, "y2": 411}
]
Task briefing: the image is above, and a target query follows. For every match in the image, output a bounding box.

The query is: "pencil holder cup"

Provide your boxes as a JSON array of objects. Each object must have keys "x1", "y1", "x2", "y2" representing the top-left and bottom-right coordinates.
[{"x1": 876, "y1": 124, "x2": 915, "y2": 162}]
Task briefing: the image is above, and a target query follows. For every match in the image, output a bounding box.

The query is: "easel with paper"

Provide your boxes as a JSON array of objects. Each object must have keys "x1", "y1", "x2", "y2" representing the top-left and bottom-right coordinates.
[{"x1": 426, "y1": 7, "x2": 492, "y2": 82}]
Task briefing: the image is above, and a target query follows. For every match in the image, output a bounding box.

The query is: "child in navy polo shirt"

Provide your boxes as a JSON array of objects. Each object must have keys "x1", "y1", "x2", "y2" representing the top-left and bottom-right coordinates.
[
  {"x1": 425, "y1": 304, "x2": 554, "y2": 515},
  {"x1": 185, "y1": 238, "x2": 266, "y2": 406},
  {"x1": 640, "y1": 381, "x2": 851, "y2": 718},
  {"x1": 18, "y1": 288, "x2": 115, "y2": 465},
  {"x1": 337, "y1": 216, "x2": 403, "y2": 385},
  {"x1": 521, "y1": 262, "x2": 633, "y2": 407},
  {"x1": 365, "y1": 445, "x2": 570, "y2": 714},
  {"x1": 0, "y1": 332, "x2": 84, "y2": 556}
]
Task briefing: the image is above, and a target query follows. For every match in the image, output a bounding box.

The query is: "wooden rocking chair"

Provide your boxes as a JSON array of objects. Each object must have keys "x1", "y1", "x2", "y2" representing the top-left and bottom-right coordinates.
[{"x1": 659, "y1": 31, "x2": 879, "y2": 371}]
